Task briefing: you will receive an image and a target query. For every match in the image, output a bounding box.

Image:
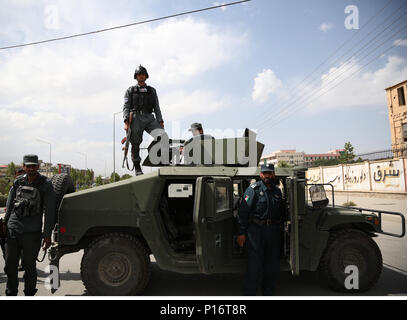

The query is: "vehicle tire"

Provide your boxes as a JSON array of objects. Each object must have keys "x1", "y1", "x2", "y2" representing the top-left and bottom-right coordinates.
[
  {"x1": 51, "y1": 173, "x2": 75, "y2": 210},
  {"x1": 318, "y1": 229, "x2": 382, "y2": 293},
  {"x1": 81, "y1": 233, "x2": 151, "y2": 296}
]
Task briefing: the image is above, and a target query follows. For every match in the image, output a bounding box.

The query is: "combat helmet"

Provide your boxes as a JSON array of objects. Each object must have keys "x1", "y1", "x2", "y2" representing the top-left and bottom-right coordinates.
[{"x1": 134, "y1": 65, "x2": 149, "y2": 79}]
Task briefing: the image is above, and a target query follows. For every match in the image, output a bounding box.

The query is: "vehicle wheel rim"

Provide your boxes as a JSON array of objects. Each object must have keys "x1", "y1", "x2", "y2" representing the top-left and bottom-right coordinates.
[{"x1": 98, "y1": 252, "x2": 132, "y2": 287}]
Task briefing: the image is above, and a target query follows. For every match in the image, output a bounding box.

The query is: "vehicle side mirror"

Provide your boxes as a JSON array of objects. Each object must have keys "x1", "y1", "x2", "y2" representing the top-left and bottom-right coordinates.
[{"x1": 309, "y1": 185, "x2": 329, "y2": 209}]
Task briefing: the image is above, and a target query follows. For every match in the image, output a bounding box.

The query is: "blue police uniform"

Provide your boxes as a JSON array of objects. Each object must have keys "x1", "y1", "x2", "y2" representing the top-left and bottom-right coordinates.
[{"x1": 237, "y1": 164, "x2": 284, "y2": 295}]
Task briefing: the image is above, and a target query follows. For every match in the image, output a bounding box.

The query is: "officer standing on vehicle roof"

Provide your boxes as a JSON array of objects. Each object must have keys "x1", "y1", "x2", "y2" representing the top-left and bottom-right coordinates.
[
  {"x1": 123, "y1": 65, "x2": 167, "y2": 175},
  {"x1": 236, "y1": 163, "x2": 284, "y2": 295},
  {"x1": 3, "y1": 154, "x2": 56, "y2": 296}
]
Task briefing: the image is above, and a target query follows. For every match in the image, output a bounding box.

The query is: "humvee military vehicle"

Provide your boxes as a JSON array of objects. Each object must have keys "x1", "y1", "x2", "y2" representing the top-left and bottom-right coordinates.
[{"x1": 49, "y1": 130, "x2": 405, "y2": 295}]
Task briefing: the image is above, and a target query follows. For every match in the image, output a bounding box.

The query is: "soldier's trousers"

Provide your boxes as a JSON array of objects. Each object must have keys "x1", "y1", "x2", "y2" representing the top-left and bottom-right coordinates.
[
  {"x1": 244, "y1": 224, "x2": 281, "y2": 295},
  {"x1": 4, "y1": 231, "x2": 42, "y2": 296},
  {"x1": 130, "y1": 113, "x2": 168, "y2": 166}
]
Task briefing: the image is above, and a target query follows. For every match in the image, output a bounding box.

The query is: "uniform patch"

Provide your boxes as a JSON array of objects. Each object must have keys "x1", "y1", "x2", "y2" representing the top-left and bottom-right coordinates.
[
  {"x1": 139, "y1": 87, "x2": 148, "y2": 92},
  {"x1": 244, "y1": 195, "x2": 250, "y2": 202}
]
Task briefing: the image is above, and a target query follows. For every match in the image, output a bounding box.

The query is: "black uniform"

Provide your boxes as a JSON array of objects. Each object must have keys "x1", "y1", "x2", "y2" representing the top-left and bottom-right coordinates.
[
  {"x1": 237, "y1": 178, "x2": 284, "y2": 295},
  {"x1": 3, "y1": 173, "x2": 56, "y2": 296},
  {"x1": 123, "y1": 84, "x2": 167, "y2": 168}
]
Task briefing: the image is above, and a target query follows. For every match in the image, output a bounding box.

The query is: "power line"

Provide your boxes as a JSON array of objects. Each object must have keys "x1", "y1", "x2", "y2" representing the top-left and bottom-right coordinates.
[
  {"x1": 0, "y1": 0, "x2": 250, "y2": 51},
  {"x1": 256, "y1": 9, "x2": 407, "y2": 131},
  {"x1": 253, "y1": 1, "x2": 404, "y2": 128},
  {"x1": 257, "y1": 28, "x2": 407, "y2": 133},
  {"x1": 257, "y1": 36, "x2": 407, "y2": 134},
  {"x1": 259, "y1": 21, "x2": 407, "y2": 131},
  {"x1": 254, "y1": 6, "x2": 407, "y2": 132},
  {"x1": 250, "y1": 0, "x2": 394, "y2": 122}
]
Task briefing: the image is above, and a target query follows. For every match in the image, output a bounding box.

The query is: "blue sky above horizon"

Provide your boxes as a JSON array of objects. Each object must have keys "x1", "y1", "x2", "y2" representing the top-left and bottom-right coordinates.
[{"x1": 0, "y1": 0, "x2": 406, "y2": 175}]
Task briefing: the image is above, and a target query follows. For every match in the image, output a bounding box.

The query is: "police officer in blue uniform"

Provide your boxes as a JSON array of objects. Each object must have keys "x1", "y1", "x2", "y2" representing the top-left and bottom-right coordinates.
[
  {"x1": 3, "y1": 154, "x2": 56, "y2": 296},
  {"x1": 123, "y1": 65, "x2": 168, "y2": 175},
  {"x1": 236, "y1": 163, "x2": 284, "y2": 295}
]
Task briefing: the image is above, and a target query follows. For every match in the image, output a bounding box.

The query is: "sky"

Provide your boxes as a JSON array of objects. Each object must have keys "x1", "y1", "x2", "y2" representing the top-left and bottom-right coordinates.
[{"x1": 0, "y1": 0, "x2": 406, "y2": 176}]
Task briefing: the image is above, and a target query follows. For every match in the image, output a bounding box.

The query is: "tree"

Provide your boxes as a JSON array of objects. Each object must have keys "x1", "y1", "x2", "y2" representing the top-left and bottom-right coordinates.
[
  {"x1": 340, "y1": 142, "x2": 356, "y2": 164},
  {"x1": 0, "y1": 162, "x2": 17, "y2": 195},
  {"x1": 121, "y1": 174, "x2": 132, "y2": 180},
  {"x1": 277, "y1": 161, "x2": 292, "y2": 168},
  {"x1": 6, "y1": 162, "x2": 16, "y2": 178},
  {"x1": 0, "y1": 178, "x2": 9, "y2": 195},
  {"x1": 96, "y1": 175, "x2": 103, "y2": 186},
  {"x1": 110, "y1": 172, "x2": 120, "y2": 183},
  {"x1": 84, "y1": 169, "x2": 94, "y2": 185}
]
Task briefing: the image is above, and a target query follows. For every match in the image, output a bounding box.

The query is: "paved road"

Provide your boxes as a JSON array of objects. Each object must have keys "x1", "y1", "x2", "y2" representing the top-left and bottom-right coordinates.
[{"x1": 0, "y1": 193, "x2": 406, "y2": 296}]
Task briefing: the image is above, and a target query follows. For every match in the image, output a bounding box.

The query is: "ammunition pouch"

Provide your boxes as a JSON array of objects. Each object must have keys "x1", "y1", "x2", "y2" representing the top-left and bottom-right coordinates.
[{"x1": 13, "y1": 185, "x2": 42, "y2": 219}]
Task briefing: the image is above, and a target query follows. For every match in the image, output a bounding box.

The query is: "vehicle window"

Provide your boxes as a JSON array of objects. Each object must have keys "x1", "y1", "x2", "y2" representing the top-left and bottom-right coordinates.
[
  {"x1": 215, "y1": 185, "x2": 230, "y2": 211},
  {"x1": 168, "y1": 184, "x2": 193, "y2": 198}
]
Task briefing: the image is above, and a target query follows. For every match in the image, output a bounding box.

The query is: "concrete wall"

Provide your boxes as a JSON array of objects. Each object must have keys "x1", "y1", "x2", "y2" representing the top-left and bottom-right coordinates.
[{"x1": 305, "y1": 158, "x2": 407, "y2": 193}]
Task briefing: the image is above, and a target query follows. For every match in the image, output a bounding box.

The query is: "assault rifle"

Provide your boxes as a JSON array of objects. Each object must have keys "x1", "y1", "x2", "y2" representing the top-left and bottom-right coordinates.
[{"x1": 122, "y1": 111, "x2": 134, "y2": 171}]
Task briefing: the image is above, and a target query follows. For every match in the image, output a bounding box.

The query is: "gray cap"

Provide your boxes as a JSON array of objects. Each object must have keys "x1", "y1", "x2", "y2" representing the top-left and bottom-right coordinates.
[
  {"x1": 188, "y1": 122, "x2": 203, "y2": 131},
  {"x1": 260, "y1": 163, "x2": 275, "y2": 173},
  {"x1": 23, "y1": 154, "x2": 39, "y2": 165}
]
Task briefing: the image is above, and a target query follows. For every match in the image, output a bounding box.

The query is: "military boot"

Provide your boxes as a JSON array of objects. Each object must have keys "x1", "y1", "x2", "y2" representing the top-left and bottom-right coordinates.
[
  {"x1": 24, "y1": 289, "x2": 38, "y2": 296},
  {"x1": 134, "y1": 163, "x2": 143, "y2": 176}
]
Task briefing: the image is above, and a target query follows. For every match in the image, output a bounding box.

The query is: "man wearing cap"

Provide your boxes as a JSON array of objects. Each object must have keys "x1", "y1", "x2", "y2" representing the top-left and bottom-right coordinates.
[
  {"x1": 180, "y1": 123, "x2": 214, "y2": 164},
  {"x1": 236, "y1": 163, "x2": 284, "y2": 295},
  {"x1": 184, "y1": 123, "x2": 214, "y2": 145},
  {"x1": 3, "y1": 154, "x2": 56, "y2": 296},
  {"x1": 123, "y1": 64, "x2": 168, "y2": 175}
]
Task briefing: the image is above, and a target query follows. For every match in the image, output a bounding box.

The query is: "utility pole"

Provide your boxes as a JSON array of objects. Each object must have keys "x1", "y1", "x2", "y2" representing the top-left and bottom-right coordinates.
[
  {"x1": 36, "y1": 138, "x2": 51, "y2": 177},
  {"x1": 113, "y1": 111, "x2": 123, "y2": 182}
]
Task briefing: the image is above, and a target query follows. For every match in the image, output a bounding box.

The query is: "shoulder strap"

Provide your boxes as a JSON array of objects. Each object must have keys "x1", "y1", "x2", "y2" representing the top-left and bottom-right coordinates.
[
  {"x1": 13, "y1": 175, "x2": 25, "y2": 188},
  {"x1": 130, "y1": 86, "x2": 135, "y2": 108}
]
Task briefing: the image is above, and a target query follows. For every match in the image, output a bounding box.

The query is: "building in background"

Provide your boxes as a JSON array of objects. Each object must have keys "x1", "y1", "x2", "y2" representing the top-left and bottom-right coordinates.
[
  {"x1": 303, "y1": 151, "x2": 341, "y2": 166},
  {"x1": 261, "y1": 149, "x2": 343, "y2": 167},
  {"x1": 386, "y1": 79, "x2": 407, "y2": 158},
  {"x1": 38, "y1": 160, "x2": 53, "y2": 178},
  {"x1": 57, "y1": 163, "x2": 72, "y2": 175},
  {"x1": 327, "y1": 149, "x2": 345, "y2": 156},
  {"x1": 0, "y1": 165, "x2": 8, "y2": 178},
  {"x1": 261, "y1": 150, "x2": 305, "y2": 166}
]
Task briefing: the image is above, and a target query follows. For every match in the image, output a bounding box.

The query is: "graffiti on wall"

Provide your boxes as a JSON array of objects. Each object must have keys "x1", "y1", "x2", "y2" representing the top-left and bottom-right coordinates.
[
  {"x1": 370, "y1": 160, "x2": 405, "y2": 192},
  {"x1": 322, "y1": 166, "x2": 343, "y2": 190},
  {"x1": 373, "y1": 167, "x2": 400, "y2": 183},
  {"x1": 305, "y1": 159, "x2": 406, "y2": 193},
  {"x1": 344, "y1": 170, "x2": 368, "y2": 184}
]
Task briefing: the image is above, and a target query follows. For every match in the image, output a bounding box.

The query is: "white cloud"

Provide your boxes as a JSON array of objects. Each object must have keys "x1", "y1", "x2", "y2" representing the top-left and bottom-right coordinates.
[
  {"x1": 252, "y1": 69, "x2": 282, "y2": 103},
  {"x1": 0, "y1": 18, "x2": 245, "y2": 119},
  {"x1": 161, "y1": 90, "x2": 230, "y2": 120},
  {"x1": 0, "y1": 5, "x2": 246, "y2": 175},
  {"x1": 306, "y1": 55, "x2": 407, "y2": 111},
  {"x1": 318, "y1": 23, "x2": 334, "y2": 33},
  {"x1": 394, "y1": 39, "x2": 407, "y2": 46}
]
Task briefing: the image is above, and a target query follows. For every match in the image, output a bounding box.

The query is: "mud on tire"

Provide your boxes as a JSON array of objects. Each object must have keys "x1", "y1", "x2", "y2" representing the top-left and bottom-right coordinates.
[
  {"x1": 81, "y1": 233, "x2": 151, "y2": 296},
  {"x1": 51, "y1": 173, "x2": 75, "y2": 210},
  {"x1": 318, "y1": 229, "x2": 382, "y2": 293}
]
